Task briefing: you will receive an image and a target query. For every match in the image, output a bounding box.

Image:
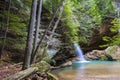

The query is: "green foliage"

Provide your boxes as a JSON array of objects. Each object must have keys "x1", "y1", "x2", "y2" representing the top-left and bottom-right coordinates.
[
  {"x1": 111, "y1": 34, "x2": 120, "y2": 45},
  {"x1": 69, "y1": 0, "x2": 101, "y2": 44},
  {"x1": 101, "y1": 18, "x2": 120, "y2": 47},
  {"x1": 73, "y1": 0, "x2": 114, "y2": 43},
  {"x1": 95, "y1": 0, "x2": 114, "y2": 18},
  {"x1": 0, "y1": 0, "x2": 31, "y2": 52},
  {"x1": 88, "y1": 0, "x2": 102, "y2": 23},
  {"x1": 41, "y1": 0, "x2": 114, "y2": 45},
  {"x1": 8, "y1": 12, "x2": 27, "y2": 50},
  {"x1": 110, "y1": 18, "x2": 120, "y2": 32},
  {"x1": 43, "y1": 0, "x2": 80, "y2": 44},
  {"x1": 62, "y1": 1, "x2": 79, "y2": 43},
  {"x1": 102, "y1": 36, "x2": 111, "y2": 42},
  {"x1": 43, "y1": 0, "x2": 52, "y2": 13},
  {"x1": 43, "y1": 0, "x2": 61, "y2": 14},
  {"x1": 42, "y1": 55, "x2": 56, "y2": 65},
  {"x1": 9, "y1": 12, "x2": 26, "y2": 30},
  {"x1": 73, "y1": 0, "x2": 115, "y2": 45}
]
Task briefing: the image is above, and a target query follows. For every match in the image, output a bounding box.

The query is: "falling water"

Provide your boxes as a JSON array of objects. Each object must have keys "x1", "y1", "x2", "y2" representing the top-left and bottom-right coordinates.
[{"x1": 74, "y1": 43, "x2": 86, "y2": 61}]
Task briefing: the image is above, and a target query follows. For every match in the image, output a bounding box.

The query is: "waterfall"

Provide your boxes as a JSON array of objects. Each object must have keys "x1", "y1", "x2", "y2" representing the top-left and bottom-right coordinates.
[{"x1": 74, "y1": 43, "x2": 86, "y2": 61}]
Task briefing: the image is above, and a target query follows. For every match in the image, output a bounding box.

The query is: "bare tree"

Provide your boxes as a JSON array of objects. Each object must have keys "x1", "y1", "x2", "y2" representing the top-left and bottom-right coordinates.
[
  {"x1": 32, "y1": 0, "x2": 67, "y2": 61},
  {"x1": 22, "y1": 0, "x2": 37, "y2": 69},
  {"x1": 41, "y1": 2, "x2": 64, "y2": 60},
  {"x1": 31, "y1": 0, "x2": 43, "y2": 64},
  {"x1": 49, "y1": 2, "x2": 64, "y2": 40}
]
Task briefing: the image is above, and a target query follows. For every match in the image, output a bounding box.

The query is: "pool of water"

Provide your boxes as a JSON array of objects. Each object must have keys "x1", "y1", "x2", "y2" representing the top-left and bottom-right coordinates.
[{"x1": 53, "y1": 61, "x2": 120, "y2": 80}]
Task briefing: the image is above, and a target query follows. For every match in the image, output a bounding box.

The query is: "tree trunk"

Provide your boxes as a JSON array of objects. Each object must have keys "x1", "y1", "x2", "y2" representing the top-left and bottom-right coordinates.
[
  {"x1": 22, "y1": 0, "x2": 37, "y2": 70},
  {"x1": 31, "y1": 0, "x2": 63, "y2": 62},
  {"x1": 42, "y1": 2, "x2": 64, "y2": 60},
  {"x1": 49, "y1": 2, "x2": 64, "y2": 40},
  {"x1": 31, "y1": 0, "x2": 43, "y2": 64}
]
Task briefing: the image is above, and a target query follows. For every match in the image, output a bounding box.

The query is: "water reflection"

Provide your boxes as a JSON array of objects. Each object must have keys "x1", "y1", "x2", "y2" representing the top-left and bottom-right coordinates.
[{"x1": 57, "y1": 61, "x2": 120, "y2": 80}]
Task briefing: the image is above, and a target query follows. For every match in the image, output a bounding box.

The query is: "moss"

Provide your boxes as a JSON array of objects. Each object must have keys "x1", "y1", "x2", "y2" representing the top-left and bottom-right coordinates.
[
  {"x1": 100, "y1": 55, "x2": 107, "y2": 60},
  {"x1": 107, "y1": 46, "x2": 117, "y2": 54},
  {"x1": 105, "y1": 54, "x2": 113, "y2": 61},
  {"x1": 0, "y1": 60, "x2": 2, "y2": 65},
  {"x1": 33, "y1": 61, "x2": 51, "y2": 73}
]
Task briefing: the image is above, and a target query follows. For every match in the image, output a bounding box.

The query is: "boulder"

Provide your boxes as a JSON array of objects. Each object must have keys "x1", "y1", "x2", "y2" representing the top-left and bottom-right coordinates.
[
  {"x1": 85, "y1": 50, "x2": 105, "y2": 60},
  {"x1": 33, "y1": 61, "x2": 51, "y2": 72},
  {"x1": 85, "y1": 46, "x2": 120, "y2": 61},
  {"x1": 105, "y1": 46, "x2": 120, "y2": 61}
]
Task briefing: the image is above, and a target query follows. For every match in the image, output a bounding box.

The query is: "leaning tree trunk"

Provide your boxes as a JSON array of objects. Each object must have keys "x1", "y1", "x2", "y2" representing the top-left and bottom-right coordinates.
[
  {"x1": 31, "y1": 0, "x2": 63, "y2": 62},
  {"x1": 31, "y1": 0, "x2": 43, "y2": 64},
  {"x1": 49, "y1": 2, "x2": 64, "y2": 39},
  {"x1": 41, "y1": 1, "x2": 64, "y2": 59},
  {"x1": 22, "y1": 0, "x2": 37, "y2": 70}
]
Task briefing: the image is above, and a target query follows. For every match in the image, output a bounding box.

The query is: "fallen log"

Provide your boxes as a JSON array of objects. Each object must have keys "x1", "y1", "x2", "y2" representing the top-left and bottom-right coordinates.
[{"x1": 4, "y1": 67, "x2": 38, "y2": 80}]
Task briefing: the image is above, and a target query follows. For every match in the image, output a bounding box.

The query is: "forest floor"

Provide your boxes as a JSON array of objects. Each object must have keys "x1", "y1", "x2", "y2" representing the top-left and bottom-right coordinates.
[
  {"x1": 0, "y1": 50, "x2": 49, "y2": 80},
  {"x1": 0, "y1": 50, "x2": 22, "y2": 80},
  {"x1": 0, "y1": 60, "x2": 22, "y2": 80}
]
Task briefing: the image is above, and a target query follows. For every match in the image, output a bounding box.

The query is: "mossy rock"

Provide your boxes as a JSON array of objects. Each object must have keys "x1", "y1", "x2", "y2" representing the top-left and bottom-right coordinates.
[
  {"x1": 100, "y1": 54, "x2": 113, "y2": 61},
  {"x1": 33, "y1": 61, "x2": 51, "y2": 72},
  {"x1": 105, "y1": 46, "x2": 118, "y2": 54},
  {"x1": 105, "y1": 46, "x2": 120, "y2": 60},
  {"x1": 100, "y1": 55, "x2": 108, "y2": 60}
]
